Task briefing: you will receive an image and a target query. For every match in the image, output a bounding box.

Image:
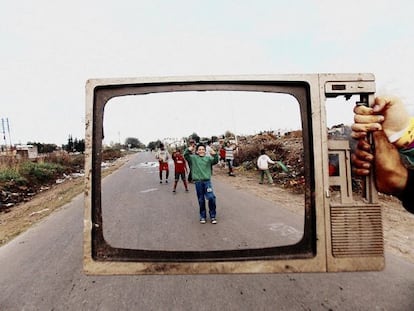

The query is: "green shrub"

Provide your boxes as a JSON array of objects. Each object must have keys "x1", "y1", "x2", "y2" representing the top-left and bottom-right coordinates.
[
  {"x1": 19, "y1": 161, "x2": 65, "y2": 184},
  {"x1": 44, "y1": 153, "x2": 84, "y2": 172},
  {"x1": 0, "y1": 168, "x2": 27, "y2": 185}
]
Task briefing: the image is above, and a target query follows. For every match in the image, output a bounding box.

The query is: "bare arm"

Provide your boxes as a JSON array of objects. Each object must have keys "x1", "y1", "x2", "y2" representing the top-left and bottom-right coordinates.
[{"x1": 352, "y1": 129, "x2": 408, "y2": 195}]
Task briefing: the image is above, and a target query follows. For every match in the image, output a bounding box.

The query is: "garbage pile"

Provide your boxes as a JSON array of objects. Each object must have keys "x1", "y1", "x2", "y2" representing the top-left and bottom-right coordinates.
[
  {"x1": 1, "y1": 185, "x2": 38, "y2": 211},
  {"x1": 0, "y1": 172, "x2": 85, "y2": 213},
  {"x1": 234, "y1": 132, "x2": 305, "y2": 193}
]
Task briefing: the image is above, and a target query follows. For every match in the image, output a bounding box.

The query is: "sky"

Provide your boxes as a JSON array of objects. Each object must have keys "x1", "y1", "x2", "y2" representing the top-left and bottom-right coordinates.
[{"x1": 1, "y1": 0, "x2": 414, "y2": 146}]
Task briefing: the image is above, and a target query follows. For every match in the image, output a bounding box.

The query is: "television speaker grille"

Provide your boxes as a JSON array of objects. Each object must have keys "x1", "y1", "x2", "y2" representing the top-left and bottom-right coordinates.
[{"x1": 330, "y1": 205, "x2": 384, "y2": 257}]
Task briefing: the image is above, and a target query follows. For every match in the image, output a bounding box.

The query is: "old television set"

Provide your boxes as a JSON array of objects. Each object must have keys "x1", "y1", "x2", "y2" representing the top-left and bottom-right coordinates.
[{"x1": 84, "y1": 73, "x2": 384, "y2": 275}]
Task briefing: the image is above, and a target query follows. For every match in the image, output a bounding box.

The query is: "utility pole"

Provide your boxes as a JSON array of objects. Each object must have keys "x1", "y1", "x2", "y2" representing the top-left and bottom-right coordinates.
[
  {"x1": 6, "y1": 118, "x2": 12, "y2": 148},
  {"x1": 1, "y1": 118, "x2": 7, "y2": 148}
]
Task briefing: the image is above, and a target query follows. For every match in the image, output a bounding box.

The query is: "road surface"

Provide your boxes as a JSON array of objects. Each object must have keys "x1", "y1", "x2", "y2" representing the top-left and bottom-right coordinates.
[
  {"x1": 101, "y1": 152, "x2": 303, "y2": 251},
  {"x1": 0, "y1": 152, "x2": 413, "y2": 310}
]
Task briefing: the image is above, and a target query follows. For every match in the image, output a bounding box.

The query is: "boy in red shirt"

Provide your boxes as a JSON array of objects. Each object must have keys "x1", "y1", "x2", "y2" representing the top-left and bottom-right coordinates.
[
  {"x1": 172, "y1": 148, "x2": 189, "y2": 193},
  {"x1": 219, "y1": 145, "x2": 226, "y2": 168}
]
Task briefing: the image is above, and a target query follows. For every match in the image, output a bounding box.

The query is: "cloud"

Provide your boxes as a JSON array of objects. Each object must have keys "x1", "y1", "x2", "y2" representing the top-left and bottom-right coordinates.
[{"x1": 1, "y1": 0, "x2": 414, "y2": 144}]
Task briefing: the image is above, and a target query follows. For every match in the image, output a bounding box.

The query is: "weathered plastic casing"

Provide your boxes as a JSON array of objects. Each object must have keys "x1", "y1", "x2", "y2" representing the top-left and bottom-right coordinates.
[{"x1": 84, "y1": 73, "x2": 383, "y2": 275}]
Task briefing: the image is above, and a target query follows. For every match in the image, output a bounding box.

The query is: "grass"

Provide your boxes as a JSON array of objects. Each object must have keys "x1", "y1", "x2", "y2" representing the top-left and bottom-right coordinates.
[
  {"x1": 0, "y1": 167, "x2": 27, "y2": 185},
  {"x1": 0, "y1": 154, "x2": 73, "y2": 192}
]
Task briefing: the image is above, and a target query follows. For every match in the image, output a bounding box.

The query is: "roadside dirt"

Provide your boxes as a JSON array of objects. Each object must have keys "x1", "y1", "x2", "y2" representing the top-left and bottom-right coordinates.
[
  {"x1": 0, "y1": 156, "x2": 130, "y2": 246},
  {"x1": 0, "y1": 177, "x2": 83, "y2": 245},
  {"x1": 1, "y1": 155, "x2": 413, "y2": 265}
]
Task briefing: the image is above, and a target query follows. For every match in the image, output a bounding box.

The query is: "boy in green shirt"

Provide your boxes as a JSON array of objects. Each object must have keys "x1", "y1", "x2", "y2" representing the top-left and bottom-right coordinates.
[{"x1": 184, "y1": 143, "x2": 219, "y2": 224}]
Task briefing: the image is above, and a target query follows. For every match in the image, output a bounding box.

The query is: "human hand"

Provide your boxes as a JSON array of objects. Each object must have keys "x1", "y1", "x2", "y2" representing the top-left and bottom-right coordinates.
[
  {"x1": 351, "y1": 96, "x2": 410, "y2": 142},
  {"x1": 351, "y1": 139, "x2": 374, "y2": 176},
  {"x1": 351, "y1": 131, "x2": 408, "y2": 195}
]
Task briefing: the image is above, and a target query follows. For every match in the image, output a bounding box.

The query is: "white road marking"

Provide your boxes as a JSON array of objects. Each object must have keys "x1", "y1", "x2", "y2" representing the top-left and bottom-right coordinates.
[
  {"x1": 140, "y1": 188, "x2": 158, "y2": 193},
  {"x1": 130, "y1": 162, "x2": 159, "y2": 169},
  {"x1": 268, "y1": 222, "x2": 302, "y2": 240}
]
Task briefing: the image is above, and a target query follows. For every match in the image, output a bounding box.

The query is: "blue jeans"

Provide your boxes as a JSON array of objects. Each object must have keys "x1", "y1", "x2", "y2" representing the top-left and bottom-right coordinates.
[
  {"x1": 194, "y1": 180, "x2": 216, "y2": 219},
  {"x1": 226, "y1": 159, "x2": 233, "y2": 174}
]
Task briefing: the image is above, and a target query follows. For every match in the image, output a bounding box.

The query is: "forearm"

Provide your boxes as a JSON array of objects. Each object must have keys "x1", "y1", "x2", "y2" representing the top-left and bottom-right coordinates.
[
  {"x1": 183, "y1": 148, "x2": 191, "y2": 162},
  {"x1": 372, "y1": 131, "x2": 408, "y2": 194},
  {"x1": 212, "y1": 153, "x2": 219, "y2": 165}
]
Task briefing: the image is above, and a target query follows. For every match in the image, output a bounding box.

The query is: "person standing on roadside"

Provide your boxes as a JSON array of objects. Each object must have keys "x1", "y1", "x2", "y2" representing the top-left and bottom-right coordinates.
[
  {"x1": 219, "y1": 144, "x2": 226, "y2": 168},
  {"x1": 155, "y1": 143, "x2": 170, "y2": 184},
  {"x1": 172, "y1": 148, "x2": 189, "y2": 193},
  {"x1": 186, "y1": 139, "x2": 196, "y2": 183},
  {"x1": 224, "y1": 141, "x2": 237, "y2": 176},
  {"x1": 184, "y1": 143, "x2": 219, "y2": 224},
  {"x1": 257, "y1": 149, "x2": 276, "y2": 185}
]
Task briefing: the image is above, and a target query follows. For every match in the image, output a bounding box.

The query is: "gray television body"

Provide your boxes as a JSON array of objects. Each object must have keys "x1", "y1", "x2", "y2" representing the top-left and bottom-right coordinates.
[{"x1": 83, "y1": 73, "x2": 383, "y2": 275}]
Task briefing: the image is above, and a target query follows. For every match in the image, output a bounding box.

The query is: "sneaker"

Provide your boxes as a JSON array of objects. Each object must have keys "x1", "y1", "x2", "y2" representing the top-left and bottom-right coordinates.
[
  {"x1": 200, "y1": 218, "x2": 206, "y2": 224},
  {"x1": 211, "y1": 218, "x2": 217, "y2": 224},
  {"x1": 172, "y1": 189, "x2": 176, "y2": 193},
  {"x1": 185, "y1": 189, "x2": 189, "y2": 192},
  {"x1": 160, "y1": 180, "x2": 162, "y2": 184},
  {"x1": 165, "y1": 180, "x2": 168, "y2": 183}
]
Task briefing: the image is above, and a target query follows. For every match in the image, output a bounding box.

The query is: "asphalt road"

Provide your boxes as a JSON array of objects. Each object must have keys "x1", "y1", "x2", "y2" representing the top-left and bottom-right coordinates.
[
  {"x1": 101, "y1": 152, "x2": 303, "y2": 252},
  {"x1": 0, "y1": 152, "x2": 413, "y2": 310}
]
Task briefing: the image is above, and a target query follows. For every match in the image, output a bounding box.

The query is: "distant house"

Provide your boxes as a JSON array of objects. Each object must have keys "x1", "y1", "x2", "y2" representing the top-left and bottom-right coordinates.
[
  {"x1": 164, "y1": 137, "x2": 186, "y2": 149},
  {"x1": 16, "y1": 144, "x2": 38, "y2": 159}
]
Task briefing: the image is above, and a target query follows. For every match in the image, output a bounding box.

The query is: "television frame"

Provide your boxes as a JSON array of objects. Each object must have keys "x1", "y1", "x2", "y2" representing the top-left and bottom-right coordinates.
[{"x1": 83, "y1": 73, "x2": 384, "y2": 275}]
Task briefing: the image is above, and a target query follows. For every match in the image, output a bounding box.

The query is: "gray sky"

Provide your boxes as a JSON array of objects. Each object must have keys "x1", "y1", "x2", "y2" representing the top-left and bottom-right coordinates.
[{"x1": 1, "y1": 0, "x2": 414, "y2": 145}]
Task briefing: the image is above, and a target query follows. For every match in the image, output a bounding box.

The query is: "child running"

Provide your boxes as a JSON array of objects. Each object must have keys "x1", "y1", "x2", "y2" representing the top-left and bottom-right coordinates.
[{"x1": 184, "y1": 143, "x2": 219, "y2": 224}]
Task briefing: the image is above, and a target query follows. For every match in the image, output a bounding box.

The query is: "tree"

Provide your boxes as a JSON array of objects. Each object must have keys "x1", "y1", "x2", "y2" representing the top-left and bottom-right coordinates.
[
  {"x1": 211, "y1": 136, "x2": 219, "y2": 143},
  {"x1": 125, "y1": 137, "x2": 145, "y2": 149},
  {"x1": 147, "y1": 140, "x2": 162, "y2": 151},
  {"x1": 224, "y1": 130, "x2": 235, "y2": 139},
  {"x1": 63, "y1": 135, "x2": 85, "y2": 153},
  {"x1": 65, "y1": 135, "x2": 74, "y2": 152},
  {"x1": 73, "y1": 138, "x2": 85, "y2": 153},
  {"x1": 188, "y1": 132, "x2": 200, "y2": 143}
]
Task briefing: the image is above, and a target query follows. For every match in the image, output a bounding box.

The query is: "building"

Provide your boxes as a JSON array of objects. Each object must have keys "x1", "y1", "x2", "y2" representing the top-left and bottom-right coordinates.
[{"x1": 15, "y1": 144, "x2": 38, "y2": 159}]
